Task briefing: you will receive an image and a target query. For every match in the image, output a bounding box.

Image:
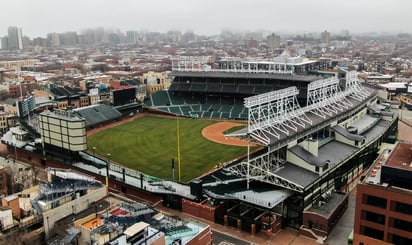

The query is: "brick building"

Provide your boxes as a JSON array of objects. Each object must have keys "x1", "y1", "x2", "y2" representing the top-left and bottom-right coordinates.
[{"x1": 353, "y1": 142, "x2": 412, "y2": 244}]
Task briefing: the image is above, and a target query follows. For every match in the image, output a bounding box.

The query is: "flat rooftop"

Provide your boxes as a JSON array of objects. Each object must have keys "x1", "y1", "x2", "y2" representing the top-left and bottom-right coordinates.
[
  {"x1": 385, "y1": 142, "x2": 412, "y2": 171},
  {"x1": 306, "y1": 192, "x2": 348, "y2": 219}
]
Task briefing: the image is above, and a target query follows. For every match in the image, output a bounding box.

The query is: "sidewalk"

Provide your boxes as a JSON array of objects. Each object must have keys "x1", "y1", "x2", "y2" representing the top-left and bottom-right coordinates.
[{"x1": 155, "y1": 204, "x2": 319, "y2": 245}]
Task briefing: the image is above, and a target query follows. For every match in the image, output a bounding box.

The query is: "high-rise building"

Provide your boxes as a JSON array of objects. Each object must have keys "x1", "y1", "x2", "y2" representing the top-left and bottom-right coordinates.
[
  {"x1": 47, "y1": 33, "x2": 61, "y2": 47},
  {"x1": 59, "y1": 32, "x2": 78, "y2": 46},
  {"x1": 1, "y1": 36, "x2": 8, "y2": 50},
  {"x1": 353, "y1": 142, "x2": 412, "y2": 245},
  {"x1": 266, "y1": 33, "x2": 280, "y2": 49},
  {"x1": 7, "y1": 26, "x2": 23, "y2": 50},
  {"x1": 22, "y1": 36, "x2": 31, "y2": 49},
  {"x1": 126, "y1": 31, "x2": 138, "y2": 44},
  {"x1": 321, "y1": 30, "x2": 330, "y2": 45}
]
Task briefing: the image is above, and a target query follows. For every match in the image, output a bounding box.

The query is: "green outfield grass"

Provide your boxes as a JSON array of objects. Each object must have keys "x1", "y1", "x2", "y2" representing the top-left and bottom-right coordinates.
[{"x1": 87, "y1": 116, "x2": 251, "y2": 182}]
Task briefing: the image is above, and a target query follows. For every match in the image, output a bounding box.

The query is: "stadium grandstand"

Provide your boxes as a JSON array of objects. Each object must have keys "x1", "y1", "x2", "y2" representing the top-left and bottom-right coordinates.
[
  {"x1": 145, "y1": 57, "x2": 324, "y2": 119},
  {"x1": 74, "y1": 104, "x2": 122, "y2": 128}
]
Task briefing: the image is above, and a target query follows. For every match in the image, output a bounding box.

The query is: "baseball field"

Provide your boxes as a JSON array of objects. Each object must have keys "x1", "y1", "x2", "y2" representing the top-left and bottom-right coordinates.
[{"x1": 87, "y1": 115, "x2": 252, "y2": 182}]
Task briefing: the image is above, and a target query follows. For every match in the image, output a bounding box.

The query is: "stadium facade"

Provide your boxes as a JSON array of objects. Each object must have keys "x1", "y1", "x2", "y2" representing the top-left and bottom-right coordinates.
[{"x1": 2, "y1": 57, "x2": 398, "y2": 240}]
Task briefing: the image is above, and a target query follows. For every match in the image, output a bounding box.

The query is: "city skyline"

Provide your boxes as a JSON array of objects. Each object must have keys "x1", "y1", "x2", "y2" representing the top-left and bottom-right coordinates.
[{"x1": 1, "y1": 0, "x2": 412, "y2": 38}]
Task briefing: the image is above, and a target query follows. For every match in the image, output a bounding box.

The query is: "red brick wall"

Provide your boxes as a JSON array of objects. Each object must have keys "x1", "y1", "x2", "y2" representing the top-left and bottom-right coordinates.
[
  {"x1": 354, "y1": 183, "x2": 412, "y2": 243},
  {"x1": 2, "y1": 197, "x2": 21, "y2": 218},
  {"x1": 302, "y1": 212, "x2": 328, "y2": 237},
  {"x1": 182, "y1": 199, "x2": 215, "y2": 222},
  {"x1": 124, "y1": 184, "x2": 162, "y2": 203},
  {"x1": 302, "y1": 194, "x2": 348, "y2": 237}
]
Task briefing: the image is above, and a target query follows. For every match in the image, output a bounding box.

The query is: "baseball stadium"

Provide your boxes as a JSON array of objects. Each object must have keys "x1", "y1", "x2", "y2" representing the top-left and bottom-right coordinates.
[{"x1": 3, "y1": 56, "x2": 398, "y2": 240}]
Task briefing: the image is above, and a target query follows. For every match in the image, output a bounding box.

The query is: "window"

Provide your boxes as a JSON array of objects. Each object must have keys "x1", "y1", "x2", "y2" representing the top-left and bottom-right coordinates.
[
  {"x1": 393, "y1": 218, "x2": 412, "y2": 232},
  {"x1": 390, "y1": 234, "x2": 412, "y2": 245},
  {"x1": 364, "y1": 211, "x2": 385, "y2": 225},
  {"x1": 365, "y1": 195, "x2": 387, "y2": 209},
  {"x1": 394, "y1": 201, "x2": 412, "y2": 215},
  {"x1": 362, "y1": 226, "x2": 384, "y2": 240}
]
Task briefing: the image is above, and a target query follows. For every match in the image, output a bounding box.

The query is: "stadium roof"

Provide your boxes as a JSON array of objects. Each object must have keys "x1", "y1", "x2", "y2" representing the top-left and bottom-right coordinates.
[
  {"x1": 226, "y1": 87, "x2": 377, "y2": 146},
  {"x1": 171, "y1": 71, "x2": 319, "y2": 82}
]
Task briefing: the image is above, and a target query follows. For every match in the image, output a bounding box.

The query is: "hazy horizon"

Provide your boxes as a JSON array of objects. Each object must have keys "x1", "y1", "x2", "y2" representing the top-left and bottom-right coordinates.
[{"x1": 1, "y1": 0, "x2": 411, "y2": 38}]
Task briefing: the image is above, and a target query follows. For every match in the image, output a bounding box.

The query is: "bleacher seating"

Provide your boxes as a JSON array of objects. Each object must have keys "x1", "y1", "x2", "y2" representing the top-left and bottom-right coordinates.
[
  {"x1": 201, "y1": 104, "x2": 212, "y2": 111},
  {"x1": 254, "y1": 85, "x2": 273, "y2": 94},
  {"x1": 230, "y1": 105, "x2": 242, "y2": 117},
  {"x1": 144, "y1": 98, "x2": 152, "y2": 106},
  {"x1": 169, "y1": 82, "x2": 187, "y2": 91},
  {"x1": 151, "y1": 90, "x2": 171, "y2": 106},
  {"x1": 168, "y1": 107, "x2": 183, "y2": 115},
  {"x1": 211, "y1": 111, "x2": 222, "y2": 118},
  {"x1": 170, "y1": 95, "x2": 185, "y2": 105},
  {"x1": 239, "y1": 113, "x2": 248, "y2": 119},
  {"x1": 190, "y1": 83, "x2": 206, "y2": 92},
  {"x1": 206, "y1": 84, "x2": 221, "y2": 93},
  {"x1": 221, "y1": 112, "x2": 230, "y2": 118},
  {"x1": 147, "y1": 79, "x2": 256, "y2": 120},
  {"x1": 238, "y1": 84, "x2": 251, "y2": 94},
  {"x1": 180, "y1": 106, "x2": 192, "y2": 116},
  {"x1": 190, "y1": 105, "x2": 201, "y2": 111},
  {"x1": 74, "y1": 104, "x2": 122, "y2": 128},
  {"x1": 209, "y1": 104, "x2": 221, "y2": 112},
  {"x1": 202, "y1": 111, "x2": 212, "y2": 118},
  {"x1": 220, "y1": 104, "x2": 232, "y2": 112},
  {"x1": 221, "y1": 84, "x2": 237, "y2": 93}
]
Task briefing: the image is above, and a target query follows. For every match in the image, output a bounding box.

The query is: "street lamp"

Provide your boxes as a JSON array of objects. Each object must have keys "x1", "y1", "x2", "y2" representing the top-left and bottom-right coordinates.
[{"x1": 92, "y1": 146, "x2": 96, "y2": 164}]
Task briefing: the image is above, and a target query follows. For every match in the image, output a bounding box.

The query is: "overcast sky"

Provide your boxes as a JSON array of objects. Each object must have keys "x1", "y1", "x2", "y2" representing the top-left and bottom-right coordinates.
[{"x1": 1, "y1": 0, "x2": 411, "y2": 38}]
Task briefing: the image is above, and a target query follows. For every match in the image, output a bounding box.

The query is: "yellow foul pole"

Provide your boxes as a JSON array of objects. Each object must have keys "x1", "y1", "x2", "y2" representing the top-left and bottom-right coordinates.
[{"x1": 177, "y1": 116, "x2": 181, "y2": 182}]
